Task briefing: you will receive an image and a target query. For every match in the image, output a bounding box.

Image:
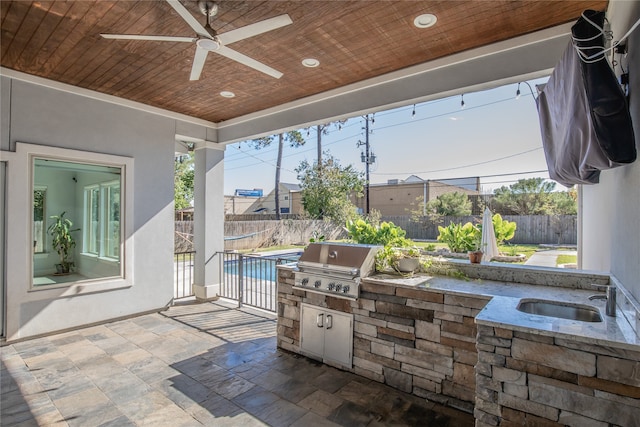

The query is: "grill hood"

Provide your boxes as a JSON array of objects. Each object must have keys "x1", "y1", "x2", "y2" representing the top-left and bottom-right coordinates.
[{"x1": 297, "y1": 243, "x2": 380, "y2": 276}]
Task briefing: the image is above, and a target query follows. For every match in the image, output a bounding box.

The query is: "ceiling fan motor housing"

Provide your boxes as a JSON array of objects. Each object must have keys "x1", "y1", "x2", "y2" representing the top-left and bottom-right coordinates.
[{"x1": 198, "y1": 1, "x2": 218, "y2": 17}]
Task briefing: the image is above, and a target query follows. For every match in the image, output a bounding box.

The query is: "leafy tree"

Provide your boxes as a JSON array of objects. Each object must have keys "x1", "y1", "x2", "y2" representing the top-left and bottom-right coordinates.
[
  {"x1": 251, "y1": 131, "x2": 305, "y2": 219},
  {"x1": 548, "y1": 188, "x2": 578, "y2": 215},
  {"x1": 491, "y1": 178, "x2": 578, "y2": 215},
  {"x1": 174, "y1": 153, "x2": 194, "y2": 210},
  {"x1": 425, "y1": 191, "x2": 472, "y2": 216},
  {"x1": 491, "y1": 178, "x2": 556, "y2": 215},
  {"x1": 296, "y1": 154, "x2": 364, "y2": 223}
]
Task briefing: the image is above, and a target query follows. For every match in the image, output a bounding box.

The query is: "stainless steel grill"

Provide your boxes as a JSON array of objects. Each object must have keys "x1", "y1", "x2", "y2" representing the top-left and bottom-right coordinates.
[{"x1": 293, "y1": 243, "x2": 380, "y2": 300}]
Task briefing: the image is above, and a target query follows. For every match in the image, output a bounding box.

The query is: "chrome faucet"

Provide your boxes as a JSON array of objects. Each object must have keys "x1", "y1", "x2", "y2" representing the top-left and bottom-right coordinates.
[{"x1": 589, "y1": 285, "x2": 616, "y2": 317}]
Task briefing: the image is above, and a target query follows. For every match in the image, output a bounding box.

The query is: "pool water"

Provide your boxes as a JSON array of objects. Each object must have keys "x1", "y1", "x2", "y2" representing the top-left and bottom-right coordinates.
[{"x1": 223, "y1": 252, "x2": 301, "y2": 281}]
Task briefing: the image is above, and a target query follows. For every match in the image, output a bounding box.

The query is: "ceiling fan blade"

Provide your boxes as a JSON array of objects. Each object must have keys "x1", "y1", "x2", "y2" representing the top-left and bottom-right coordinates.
[
  {"x1": 101, "y1": 34, "x2": 196, "y2": 42},
  {"x1": 215, "y1": 46, "x2": 283, "y2": 79},
  {"x1": 217, "y1": 14, "x2": 293, "y2": 45},
  {"x1": 166, "y1": 0, "x2": 210, "y2": 38},
  {"x1": 190, "y1": 46, "x2": 209, "y2": 80}
]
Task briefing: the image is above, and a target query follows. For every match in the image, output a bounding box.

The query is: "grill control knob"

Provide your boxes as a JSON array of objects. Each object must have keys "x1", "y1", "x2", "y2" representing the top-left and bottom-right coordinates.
[
  {"x1": 314, "y1": 280, "x2": 322, "y2": 288},
  {"x1": 343, "y1": 285, "x2": 350, "y2": 293},
  {"x1": 328, "y1": 282, "x2": 336, "y2": 291},
  {"x1": 301, "y1": 278, "x2": 309, "y2": 286},
  {"x1": 335, "y1": 284, "x2": 343, "y2": 292}
]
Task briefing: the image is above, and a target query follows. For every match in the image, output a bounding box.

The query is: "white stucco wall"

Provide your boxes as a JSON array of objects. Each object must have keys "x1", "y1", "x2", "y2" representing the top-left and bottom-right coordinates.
[
  {"x1": 581, "y1": 0, "x2": 640, "y2": 303},
  {"x1": 0, "y1": 77, "x2": 214, "y2": 340}
]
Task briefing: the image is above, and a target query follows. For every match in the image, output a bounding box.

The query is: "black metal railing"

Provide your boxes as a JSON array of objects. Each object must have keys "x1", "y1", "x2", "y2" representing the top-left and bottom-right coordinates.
[
  {"x1": 219, "y1": 252, "x2": 300, "y2": 312},
  {"x1": 174, "y1": 251, "x2": 195, "y2": 299}
]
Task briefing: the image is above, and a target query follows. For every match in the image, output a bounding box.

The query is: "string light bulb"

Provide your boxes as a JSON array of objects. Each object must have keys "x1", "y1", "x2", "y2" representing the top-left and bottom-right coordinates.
[
  {"x1": 460, "y1": 94, "x2": 465, "y2": 109},
  {"x1": 516, "y1": 82, "x2": 521, "y2": 100},
  {"x1": 412, "y1": 104, "x2": 416, "y2": 118}
]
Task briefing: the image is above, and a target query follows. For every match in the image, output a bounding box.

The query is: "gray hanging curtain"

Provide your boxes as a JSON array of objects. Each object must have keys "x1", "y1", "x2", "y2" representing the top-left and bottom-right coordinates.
[{"x1": 537, "y1": 10, "x2": 636, "y2": 187}]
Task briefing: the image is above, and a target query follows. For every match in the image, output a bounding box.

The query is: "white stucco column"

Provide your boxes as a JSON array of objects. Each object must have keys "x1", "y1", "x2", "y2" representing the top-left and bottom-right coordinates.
[{"x1": 193, "y1": 143, "x2": 225, "y2": 300}]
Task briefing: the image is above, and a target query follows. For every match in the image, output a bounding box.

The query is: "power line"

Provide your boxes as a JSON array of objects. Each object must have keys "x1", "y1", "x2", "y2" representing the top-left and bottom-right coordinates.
[
  {"x1": 224, "y1": 88, "x2": 539, "y2": 174},
  {"x1": 224, "y1": 146, "x2": 298, "y2": 174},
  {"x1": 369, "y1": 169, "x2": 549, "y2": 188},
  {"x1": 371, "y1": 147, "x2": 542, "y2": 176}
]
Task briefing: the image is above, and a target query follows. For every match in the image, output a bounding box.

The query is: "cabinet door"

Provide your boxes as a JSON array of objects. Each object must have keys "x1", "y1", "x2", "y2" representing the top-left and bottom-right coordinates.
[
  {"x1": 300, "y1": 304, "x2": 325, "y2": 359},
  {"x1": 323, "y1": 311, "x2": 353, "y2": 368}
]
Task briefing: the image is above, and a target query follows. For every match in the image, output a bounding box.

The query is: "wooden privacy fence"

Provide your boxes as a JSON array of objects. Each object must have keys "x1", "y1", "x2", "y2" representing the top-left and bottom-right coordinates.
[
  {"x1": 176, "y1": 215, "x2": 577, "y2": 249},
  {"x1": 380, "y1": 215, "x2": 577, "y2": 245},
  {"x1": 175, "y1": 219, "x2": 347, "y2": 251}
]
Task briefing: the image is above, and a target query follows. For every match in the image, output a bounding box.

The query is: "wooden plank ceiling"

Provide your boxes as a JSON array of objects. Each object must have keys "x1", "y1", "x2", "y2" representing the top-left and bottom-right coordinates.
[{"x1": 1, "y1": 0, "x2": 608, "y2": 123}]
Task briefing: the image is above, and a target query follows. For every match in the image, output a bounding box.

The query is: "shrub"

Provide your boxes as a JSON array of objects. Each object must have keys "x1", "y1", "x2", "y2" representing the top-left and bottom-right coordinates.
[
  {"x1": 491, "y1": 214, "x2": 517, "y2": 245},
  {"x1": 345, "y1": 218, "x2": 411, "y2": 247},
  {"x1": 437, "y1": 222, "x2": 480, "y2": 253}
]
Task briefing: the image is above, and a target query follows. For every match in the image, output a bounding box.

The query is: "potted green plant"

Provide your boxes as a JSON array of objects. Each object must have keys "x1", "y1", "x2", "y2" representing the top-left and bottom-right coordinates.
[
  {"x1": 468, "y1": 233, "x2": 484, "y2": 264},
  {"x1": 395, "y1": 246, "x2": 422, "y2": 272},
  {"x1": 47, "y1": 211, "x2": 80, "y2": 274},
  {"x1": 376, "y1": 246, "x2": 422, "y2": 274}
]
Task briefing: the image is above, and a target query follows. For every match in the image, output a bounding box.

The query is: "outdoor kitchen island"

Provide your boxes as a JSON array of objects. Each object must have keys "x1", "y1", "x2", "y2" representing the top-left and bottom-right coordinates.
[{"x1": 276, "y1": 258, "x2": 640, "y2": 426}]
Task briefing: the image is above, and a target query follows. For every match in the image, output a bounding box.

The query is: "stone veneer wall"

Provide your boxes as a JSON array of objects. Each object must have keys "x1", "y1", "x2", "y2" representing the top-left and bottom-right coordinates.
[
  {"x1": 475, "y1": 325, "x2": 640, "y2": 426},
  {"x1": 277, "y1": 267, "x2": 491, "y2": 412}
]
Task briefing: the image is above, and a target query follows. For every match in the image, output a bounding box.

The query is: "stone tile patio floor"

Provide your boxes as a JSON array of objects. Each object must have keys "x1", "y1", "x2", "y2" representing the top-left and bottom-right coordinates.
[{"x1": 1, "y1": 299, "x2": 474, "y2": 427}]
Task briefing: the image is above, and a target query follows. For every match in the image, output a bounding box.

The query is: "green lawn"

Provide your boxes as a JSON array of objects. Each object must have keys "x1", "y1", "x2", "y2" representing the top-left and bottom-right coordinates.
[
  {"x1": 240, "y1": 244, "x2": 304, "y2": 253},
  {"x1": 413, "y1": 241, "x2": 540, "y2": 259},
  {"x1": 498, "y1": 244, "x2": 539, "y2": 259},
  {"x1": 556, "y1": 254, "x2": 577, "y2": 266},
  {"x1": 227, "y1": 241, "x2": 542, "y2": 262}
]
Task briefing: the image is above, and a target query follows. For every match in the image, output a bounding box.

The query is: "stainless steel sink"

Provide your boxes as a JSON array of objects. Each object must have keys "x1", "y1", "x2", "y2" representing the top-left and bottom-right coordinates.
[{"x1": 516, "y1": 299, "x2": 603, "y2": 322}]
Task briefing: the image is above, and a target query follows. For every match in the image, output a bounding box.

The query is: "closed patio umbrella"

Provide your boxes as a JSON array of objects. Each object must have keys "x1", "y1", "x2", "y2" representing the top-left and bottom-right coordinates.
[{"x1": 481, "y1": 207, "x2": 499, "y2": 262}]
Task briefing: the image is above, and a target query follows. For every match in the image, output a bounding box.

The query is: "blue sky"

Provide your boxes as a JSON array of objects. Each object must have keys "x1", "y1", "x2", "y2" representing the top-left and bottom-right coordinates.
[{"x1": 223, "y1": 77, "x2": 551, "y2": 195}]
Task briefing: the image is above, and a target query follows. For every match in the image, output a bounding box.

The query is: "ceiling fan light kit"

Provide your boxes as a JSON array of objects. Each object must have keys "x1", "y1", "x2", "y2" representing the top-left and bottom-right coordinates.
[
  {"x1": 196, "y1": 38, "x2": 221, "y2": 51},
  {"x1": 100, "y1": 0, "x2": 292, "y2": 81}
]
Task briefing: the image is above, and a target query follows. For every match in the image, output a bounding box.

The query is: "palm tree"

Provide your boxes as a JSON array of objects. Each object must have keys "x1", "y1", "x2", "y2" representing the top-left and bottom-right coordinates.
[
  {"x1": 251, "y1": 131, "x2": 305, "y2": 219},
  {"x1": 309, "y1": 120, "x2": 347, "y2": 167}
]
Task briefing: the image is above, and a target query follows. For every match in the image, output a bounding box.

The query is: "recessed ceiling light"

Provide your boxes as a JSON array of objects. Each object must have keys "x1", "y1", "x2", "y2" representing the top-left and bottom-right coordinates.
[
  {"x1": 414, "y1": 13, "x2": 437, "y2": 28},
  {"x1": 302, "y1": 58, "x2": 320, "y2": 68},
  {"x1": 220, "y1": 91, "x2": 235, "y2": 98}
]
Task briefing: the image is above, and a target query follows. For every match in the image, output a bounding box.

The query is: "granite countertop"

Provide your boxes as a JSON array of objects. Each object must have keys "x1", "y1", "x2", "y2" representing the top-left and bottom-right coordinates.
[{"x1": 364, "y1": 272, "x2": 640, "y2": 351}]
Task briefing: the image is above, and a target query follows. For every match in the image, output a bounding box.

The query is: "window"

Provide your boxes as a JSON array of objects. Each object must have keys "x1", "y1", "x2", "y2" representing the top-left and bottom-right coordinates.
[
  {"x1": 84, "y1": 181, "x2": 120, "y2": 259},
  {"x1": 33, "y1": 186, "x2": 46, "y2": 253},
  {"x1": 85, "y1": 185, "x2": 100, "y2": 255},
  {"x1": 32, "y1": 157, "x2": 123, "y2": 286},
  {"x1": 105, "y1": 182, "x2": 120, "y2": 258}
]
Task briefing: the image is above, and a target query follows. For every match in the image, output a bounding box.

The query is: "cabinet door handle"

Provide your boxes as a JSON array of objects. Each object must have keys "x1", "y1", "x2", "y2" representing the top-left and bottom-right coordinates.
[
  {"x1": 316, "y1": 313, "x2": 324, "y2": 328},
  {"x1": 326, "y1": 314, "x2": 333, "y2": 329}
]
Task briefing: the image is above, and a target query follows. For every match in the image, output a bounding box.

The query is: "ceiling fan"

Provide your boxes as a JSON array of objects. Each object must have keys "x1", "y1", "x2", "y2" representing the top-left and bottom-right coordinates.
[{"x1": 101, "y1": 0, "x2": 292, "y2": 80}]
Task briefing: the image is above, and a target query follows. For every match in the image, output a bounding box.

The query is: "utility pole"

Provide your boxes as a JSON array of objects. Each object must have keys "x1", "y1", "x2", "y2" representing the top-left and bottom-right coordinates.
[
  {"x1": 357, "y1": 115, "x2": 376, "y2": 214},
  {"x1": 317, "y1": 125, "x2": 322, "y2": 167}
]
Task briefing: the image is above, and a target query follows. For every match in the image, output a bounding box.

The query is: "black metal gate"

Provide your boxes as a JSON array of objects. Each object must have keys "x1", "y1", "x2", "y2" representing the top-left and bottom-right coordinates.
[
  {"x1": 174, "y1": 251, "x2": 195, "y2": 299},
  {"x1": 219, "y1": 252, "x2": 300, "y2": 312}
]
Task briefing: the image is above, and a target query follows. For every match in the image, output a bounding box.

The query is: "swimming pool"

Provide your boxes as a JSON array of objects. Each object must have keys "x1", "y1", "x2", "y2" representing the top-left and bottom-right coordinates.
[{"x1": 223, "y1": 252, "x2": 301, "y2": 281}]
